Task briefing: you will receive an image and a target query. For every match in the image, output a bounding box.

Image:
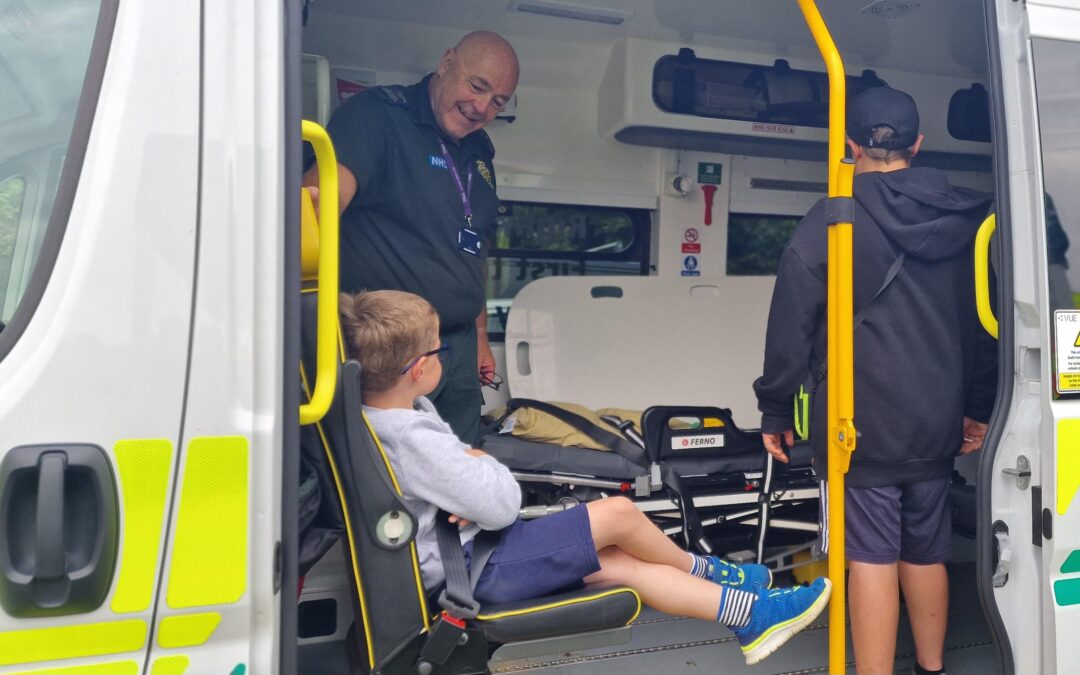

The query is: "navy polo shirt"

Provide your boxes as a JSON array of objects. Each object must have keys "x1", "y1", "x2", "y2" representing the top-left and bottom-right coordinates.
[{"x1": 327, "y1": 75, "x2": 500, "y2": 328}]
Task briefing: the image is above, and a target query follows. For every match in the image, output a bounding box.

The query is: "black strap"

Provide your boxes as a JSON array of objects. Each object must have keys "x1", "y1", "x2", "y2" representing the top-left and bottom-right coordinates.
[
  {"x1": 469, "y1": 529, "x2": 501, "y2": 592},
  {"x1": 854, "y1": 252, "x2": 906, "y2": 330},
  {"x1": 434, "y1": 512, "x2": 505, "y2": 619},
  {"x1": 502, "y1": 398, "x2": 649, "y2": 466},
  {"x1": 809, "y1": 251, "x2": 906, "y2": 382},
  {"x1": 434, "y1": 510, "x2": 480, "y2": 619}
]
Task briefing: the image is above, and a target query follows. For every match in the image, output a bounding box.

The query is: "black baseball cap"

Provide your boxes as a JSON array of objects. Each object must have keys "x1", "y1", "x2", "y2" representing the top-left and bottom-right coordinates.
[{"x1": 846, "y1": 86, "x2": 920, "y2": 150}]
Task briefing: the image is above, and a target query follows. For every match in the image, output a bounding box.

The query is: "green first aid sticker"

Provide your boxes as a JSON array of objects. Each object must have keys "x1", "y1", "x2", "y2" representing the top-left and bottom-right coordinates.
[{"x1": 697, "y1": 162, "x2": 723, "y2": 185}]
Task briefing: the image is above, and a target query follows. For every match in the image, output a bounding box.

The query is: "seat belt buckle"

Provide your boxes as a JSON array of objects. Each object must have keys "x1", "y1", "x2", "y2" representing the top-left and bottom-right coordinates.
[
  {"x1": 438, "y1": 588, "x2": 481, "y2": 620},
  {"x1": 649, "y1": 462, "x2": 662, "y2": 491},
  {"x1": 418, "y1": 611, "x2": 471, "y2": 668}
]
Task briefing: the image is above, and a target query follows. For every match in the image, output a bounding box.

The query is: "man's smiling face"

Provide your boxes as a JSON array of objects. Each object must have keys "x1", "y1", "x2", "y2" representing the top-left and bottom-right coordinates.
[{"x1": 429, "y1": 44, "x2": 517, "y2": 142}]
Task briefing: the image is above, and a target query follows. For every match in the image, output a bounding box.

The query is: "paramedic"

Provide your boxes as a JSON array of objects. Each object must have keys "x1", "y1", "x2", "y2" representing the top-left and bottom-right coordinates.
[
  {"x1": 752, "y1": 87, "x2": 997, "y2": 675},
  {"x1": 302, "y1": 31, "x2": 518, "y2": 445}
]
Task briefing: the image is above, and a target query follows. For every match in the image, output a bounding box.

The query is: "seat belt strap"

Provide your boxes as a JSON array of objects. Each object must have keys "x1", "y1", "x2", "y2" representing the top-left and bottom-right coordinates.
[{"x1": 434, "y1": 510, "x2": 480, "y2": 620}]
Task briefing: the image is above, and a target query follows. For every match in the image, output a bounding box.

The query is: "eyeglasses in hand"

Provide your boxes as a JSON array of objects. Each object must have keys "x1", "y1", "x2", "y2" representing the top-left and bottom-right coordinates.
[{"x1": 480, "y1": 371, "x2": 504, "y2": 391}]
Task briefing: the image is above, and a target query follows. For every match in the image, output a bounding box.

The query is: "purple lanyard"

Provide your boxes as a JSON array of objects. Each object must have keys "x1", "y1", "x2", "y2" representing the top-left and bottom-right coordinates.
[{"x1": 438, "y1": 140, "x2": 474, "y2": 228}]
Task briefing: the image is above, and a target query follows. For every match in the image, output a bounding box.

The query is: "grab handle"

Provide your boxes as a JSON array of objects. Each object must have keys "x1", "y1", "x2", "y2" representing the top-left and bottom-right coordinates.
[
  {"x1": 299, "y1": 120, "x2": 340, "y2": 425},
  {"x1": 974, "y1": 212, "x2": 998, "y2": 339}
]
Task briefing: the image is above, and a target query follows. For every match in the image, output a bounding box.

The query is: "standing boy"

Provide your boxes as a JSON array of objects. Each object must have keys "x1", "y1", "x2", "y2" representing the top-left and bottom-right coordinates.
[{"x1": 753, "y1": 87, "x2": 997, "y2": 675}]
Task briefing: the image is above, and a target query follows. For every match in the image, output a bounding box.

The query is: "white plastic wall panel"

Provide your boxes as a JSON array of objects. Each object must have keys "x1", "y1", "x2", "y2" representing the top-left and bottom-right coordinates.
[{"x1": 505, "y1": 275, "x2": 775, "y2": 426}]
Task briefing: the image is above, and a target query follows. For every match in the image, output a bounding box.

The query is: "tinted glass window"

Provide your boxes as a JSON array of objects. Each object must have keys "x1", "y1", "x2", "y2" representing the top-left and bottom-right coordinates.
[
  {"x1": 0, "y1": 176, "x2": 27, "y2": 317},
  {"x1": 485, "y1": 202, "x2": 650, "y2": 335},
  {"x1": 0, "y1": 0, "x2": 102, "y2": 326},
  {"x1": 726, "y1": 213, "x2": 800, "y2": 276},
  {"x1": 1033, "y1": 37, "x2": 1080, "y2": 398}
]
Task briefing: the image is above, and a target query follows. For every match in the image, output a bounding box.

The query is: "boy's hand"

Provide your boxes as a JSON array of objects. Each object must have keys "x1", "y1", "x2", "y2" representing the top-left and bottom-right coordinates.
[
  {"x1": 960, "y1": 417, "x2": 988, "y2": 455},
  {"x1": 762, "y1": 430, "x2": 794, "y2": 464},
  {"x1": 465, "y1": 448, "x2": 488, "y2": 458},
  {"x1": 448, "y1": 513, "x2": 473, "y2": 528}
]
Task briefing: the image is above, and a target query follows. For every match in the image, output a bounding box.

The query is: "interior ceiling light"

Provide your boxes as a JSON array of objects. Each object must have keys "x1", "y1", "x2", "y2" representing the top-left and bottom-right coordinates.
[
  {"x1": 860, "y1": 0, "x2": 921, "y2": 19},
  {"x1": 508, "y1": 0, "x2": 634, "y2": 26}
]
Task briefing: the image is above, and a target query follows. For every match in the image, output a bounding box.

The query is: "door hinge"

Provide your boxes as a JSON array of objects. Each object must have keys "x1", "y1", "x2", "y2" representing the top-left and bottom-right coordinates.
[{"x1": 1001, "y1": 454, "x2": 1031, "y2": 490}]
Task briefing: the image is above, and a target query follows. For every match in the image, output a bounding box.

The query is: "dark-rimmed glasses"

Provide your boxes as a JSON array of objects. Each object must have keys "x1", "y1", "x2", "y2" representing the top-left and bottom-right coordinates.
[
  {"x1": 400, "y1": 343, "x2": 451, "y2": 374},
  {"x1": 480, "y1": 371, "x2": 504, "y2": 391}
]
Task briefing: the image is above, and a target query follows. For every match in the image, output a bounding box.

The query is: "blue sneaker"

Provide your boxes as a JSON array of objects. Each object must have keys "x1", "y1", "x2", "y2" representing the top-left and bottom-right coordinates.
[
  {"x1": 733, "y1": 577, "x2": 832, "y2": 665},
  {"x1": 704, "y1": 556, "x2": 773, "y2": 592}
]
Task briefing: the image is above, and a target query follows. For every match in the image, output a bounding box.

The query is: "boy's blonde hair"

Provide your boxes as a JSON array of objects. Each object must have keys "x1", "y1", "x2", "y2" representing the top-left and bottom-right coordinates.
[{"x1": 339, "y1": 290, "x2": 439, "y2": 393}]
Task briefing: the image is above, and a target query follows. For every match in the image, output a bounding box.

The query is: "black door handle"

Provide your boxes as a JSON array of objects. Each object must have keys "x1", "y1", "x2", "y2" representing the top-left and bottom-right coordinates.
[{"x1": 0, "y1": 444, "x2": 118, "y2": 617}]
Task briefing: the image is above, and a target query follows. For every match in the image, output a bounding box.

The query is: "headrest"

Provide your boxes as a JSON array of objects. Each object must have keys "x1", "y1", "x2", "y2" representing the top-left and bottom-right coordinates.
[{"x1": 300, "y1": 187, "x2": 320, "y2": 283}]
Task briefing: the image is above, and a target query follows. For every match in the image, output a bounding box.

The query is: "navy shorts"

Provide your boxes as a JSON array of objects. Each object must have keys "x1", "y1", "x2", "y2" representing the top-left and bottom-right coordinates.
[
  {"x1": 468, "y1": 504, "x2": 601, "y2": 605},
  {"x1": 819, "y1": 477, "x2": 952, "y2": 565}
]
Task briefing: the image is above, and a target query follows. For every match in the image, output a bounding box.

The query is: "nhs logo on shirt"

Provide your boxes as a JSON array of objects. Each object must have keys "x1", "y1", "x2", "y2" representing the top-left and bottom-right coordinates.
[{"x1": 428, "y1": 154, "x2": 448, "y2": 170}]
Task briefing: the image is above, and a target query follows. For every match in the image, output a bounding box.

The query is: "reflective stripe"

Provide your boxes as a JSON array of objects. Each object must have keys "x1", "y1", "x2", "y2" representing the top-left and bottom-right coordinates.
[
  {"x1": 1058, "y1": 420, "x2": 1080, "y2": 515},
  {"x1": 157, "y1": 612, "x2": 221, "y2": 648},
  {"x1": 11, "y1": 662, "x2": 139, "y2": 675},
  {"x1": 0, "y1": 620, "x2": 147, "y2": 667},
  {"x1": 1054, "y1": 578, "x2": 1080, "y2": 607},
  {"x1": 167, "y1": 436, "x2": 249, "y2": 608},
  {"x1": 112, "y1": 439, "x2": 173, "y2": 613},
  {"x1": 150, "y1": 655, "x2": 190, "y2": 675},
  {"x1": 1062, "y1": 550, "x2": 1080, "y2": 575}
]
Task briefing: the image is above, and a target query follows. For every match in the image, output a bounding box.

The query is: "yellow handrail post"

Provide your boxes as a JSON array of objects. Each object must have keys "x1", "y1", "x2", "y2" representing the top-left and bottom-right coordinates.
[
  {"x1": 974, "y1": 213, "x2": 999, "y2": 339},
  {"x1": 299, "y1": 120, "x2": 340, "y2": 425},
  {"x1": 795, "y1": 2, "x2": 856, "y2": 673}
]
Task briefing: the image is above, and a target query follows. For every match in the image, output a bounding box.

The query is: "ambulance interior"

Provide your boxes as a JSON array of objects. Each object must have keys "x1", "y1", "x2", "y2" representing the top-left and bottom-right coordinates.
[{"x1": 296, "y1": 1, "x2": 1002, "y2": 672}]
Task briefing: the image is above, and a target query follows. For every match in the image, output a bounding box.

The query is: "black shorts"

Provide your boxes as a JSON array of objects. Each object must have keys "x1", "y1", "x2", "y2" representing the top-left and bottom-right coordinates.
[{"x1": 819, "y1": 476, "x2": 952, "y2": 565}]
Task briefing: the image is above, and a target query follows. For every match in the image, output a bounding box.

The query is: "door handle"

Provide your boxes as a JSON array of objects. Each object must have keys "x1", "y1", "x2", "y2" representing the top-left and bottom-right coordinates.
[{"x1": 0, "y1": 444, "x2": 118, "y2": 617}]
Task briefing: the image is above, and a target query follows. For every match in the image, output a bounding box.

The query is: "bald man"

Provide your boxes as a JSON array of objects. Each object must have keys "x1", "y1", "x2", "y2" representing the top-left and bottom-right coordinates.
[{"x1": 304, "y1": 32, "x2": 519, "y2": 445}]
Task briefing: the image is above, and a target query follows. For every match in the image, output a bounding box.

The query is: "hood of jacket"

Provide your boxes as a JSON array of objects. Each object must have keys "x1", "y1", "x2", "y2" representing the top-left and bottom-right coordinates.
[{"x1": 853, "y1": 167, "x2": 994, "y2": 261}]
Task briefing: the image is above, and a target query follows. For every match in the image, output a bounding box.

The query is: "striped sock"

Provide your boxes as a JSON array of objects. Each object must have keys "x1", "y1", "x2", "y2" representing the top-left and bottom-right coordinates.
[
  {"x1": 716, "y1": 586, "x2": 756, "y2": 628},
  {"x1": 688, "y1": 552, "x2": 709, "y2": 578}
]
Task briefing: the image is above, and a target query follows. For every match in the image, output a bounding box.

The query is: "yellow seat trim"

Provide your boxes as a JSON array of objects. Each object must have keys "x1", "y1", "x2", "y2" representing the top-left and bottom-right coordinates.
[{"x1": 475, "y1": 587, "x2": 642, "y2": 624}]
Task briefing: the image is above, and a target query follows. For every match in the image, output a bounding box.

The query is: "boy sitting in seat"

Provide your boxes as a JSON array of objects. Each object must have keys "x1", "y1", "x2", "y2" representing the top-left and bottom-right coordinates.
[{"x1": 340, "y1": 289, "x2": 832, "y2": 665}]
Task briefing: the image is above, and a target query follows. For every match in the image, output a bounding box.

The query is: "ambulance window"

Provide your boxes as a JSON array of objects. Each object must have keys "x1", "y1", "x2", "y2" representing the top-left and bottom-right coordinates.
[
  {"x1": 1033, "y1": 37, "x2": 1080, "y2": 398},
  {"x1": 726, "y1": 213, "x2": 800, "y2": 275},
  {"x1": 0, "y1": 0, "x2": 106, "y2": 344},
  {"x1": 485, "y1": 201, "x2": 650, "y2": 335},
  {"x1": 1033, "y1": 38, "x2": 1080, "y2": 314},
  {"x1": 0, "y1": 177, "x2": 27, "y2": 321}
]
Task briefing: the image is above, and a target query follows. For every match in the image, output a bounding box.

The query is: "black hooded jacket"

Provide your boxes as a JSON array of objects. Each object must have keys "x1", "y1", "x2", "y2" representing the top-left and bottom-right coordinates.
[{"x1": 753, "y1": 167, "x2": 997, "y2": 488}]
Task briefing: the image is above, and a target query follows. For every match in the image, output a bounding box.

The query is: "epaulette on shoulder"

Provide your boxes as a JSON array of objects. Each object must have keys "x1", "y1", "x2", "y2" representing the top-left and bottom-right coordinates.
[
  {"x1": 371, "y1": 85, "x2": 408, "y2": 107},
  {"x1": 474, "y1": 128, "x2": 495, "y2": 158}
]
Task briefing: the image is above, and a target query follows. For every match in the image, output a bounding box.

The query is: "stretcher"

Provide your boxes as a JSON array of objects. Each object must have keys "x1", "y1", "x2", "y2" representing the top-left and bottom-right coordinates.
[{"x1": 480, "y1": 276, "x2": 822, "y2": 565}]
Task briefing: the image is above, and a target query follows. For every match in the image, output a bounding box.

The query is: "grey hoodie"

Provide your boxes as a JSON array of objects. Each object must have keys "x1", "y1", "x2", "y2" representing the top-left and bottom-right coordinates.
[
  {"x1": 364, "y1": 397, "x2": 522, "y2": 589},
  {"x1": 754, "y1": 167, "x2": 997, "y2": 487}
]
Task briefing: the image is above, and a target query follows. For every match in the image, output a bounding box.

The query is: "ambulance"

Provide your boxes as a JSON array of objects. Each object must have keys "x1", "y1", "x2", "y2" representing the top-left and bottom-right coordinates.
[{"x1": 0, "y1": 0, "x2": 1078, "y2": 673}]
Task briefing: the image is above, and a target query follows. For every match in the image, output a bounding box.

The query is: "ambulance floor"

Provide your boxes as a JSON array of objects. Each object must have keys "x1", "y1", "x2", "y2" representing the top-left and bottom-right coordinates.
[{"x1": 297, "y1": 559, "x2": 1000, "y2": 675}]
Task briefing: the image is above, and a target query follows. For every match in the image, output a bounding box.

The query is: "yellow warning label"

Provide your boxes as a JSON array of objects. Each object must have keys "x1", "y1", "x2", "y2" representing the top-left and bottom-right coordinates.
[
  {"x1": 1074, "y1": 330, "x2": 1080, "y2": 348},
  {"x1": 1060, "y1": 373, "x2": 1080, "y2": 391}
]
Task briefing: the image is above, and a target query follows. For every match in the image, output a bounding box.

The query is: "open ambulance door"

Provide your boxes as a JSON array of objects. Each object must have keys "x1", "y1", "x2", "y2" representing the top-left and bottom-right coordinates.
[
  {"x1": 977, "y1": 2, "x2": 1080, "y2": 673},
  {"x1": 0, "y1": 2, "x2": 289, "y2": 674}
]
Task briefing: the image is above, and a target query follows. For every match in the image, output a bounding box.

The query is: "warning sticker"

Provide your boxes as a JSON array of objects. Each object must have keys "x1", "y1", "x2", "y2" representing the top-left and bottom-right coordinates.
[
  {"x1": 1054, "y1": 311, "x2": 1080, "y2": 393},
  {"x1": 682, "y1": 242, "x2": 701, "y2": 254}
]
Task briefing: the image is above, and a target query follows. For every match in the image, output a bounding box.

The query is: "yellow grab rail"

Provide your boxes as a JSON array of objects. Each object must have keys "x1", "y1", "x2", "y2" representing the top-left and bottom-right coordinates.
[
  {"x1": 299, "y1": 120, "x2": 340, "y2": 425},
  {"x1": 975, "y1": 212, "x2": 998, "y2": 339},
  {"x1": 796, "y1": 1, "x2": 854, "y2": 672}
]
